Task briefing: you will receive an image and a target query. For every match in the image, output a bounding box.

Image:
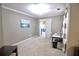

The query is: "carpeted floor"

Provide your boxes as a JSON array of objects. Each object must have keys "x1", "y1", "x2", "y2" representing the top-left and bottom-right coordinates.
[{"x1": 16, "y1": 36, "x2": 65, "y2": 56}]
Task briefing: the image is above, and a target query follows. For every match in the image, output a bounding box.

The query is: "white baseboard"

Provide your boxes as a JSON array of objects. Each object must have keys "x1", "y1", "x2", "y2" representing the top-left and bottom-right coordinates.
[{"x1": 12, "y1": 36, "x2": 39, "y2": 46}]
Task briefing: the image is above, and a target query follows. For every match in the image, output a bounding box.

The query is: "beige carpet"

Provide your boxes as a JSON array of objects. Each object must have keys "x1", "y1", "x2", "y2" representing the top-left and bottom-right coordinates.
[{"x1": 16, "y1": 37, "x2": 65, "y2": 56}]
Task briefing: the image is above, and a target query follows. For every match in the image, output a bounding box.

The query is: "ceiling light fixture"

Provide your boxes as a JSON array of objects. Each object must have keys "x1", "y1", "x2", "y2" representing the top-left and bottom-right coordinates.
[{"x1": 27, "y1": 4, "x2": 50, "y2": 15}]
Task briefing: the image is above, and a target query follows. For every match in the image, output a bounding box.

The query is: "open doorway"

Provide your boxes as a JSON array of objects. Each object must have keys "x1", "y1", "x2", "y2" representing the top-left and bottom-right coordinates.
[
  {"x1": 39, "y1": 18, "x2": 51, "y2": 38},
  {"x1": 39, "y1": 19, "x2": 46, "y2": 38}
]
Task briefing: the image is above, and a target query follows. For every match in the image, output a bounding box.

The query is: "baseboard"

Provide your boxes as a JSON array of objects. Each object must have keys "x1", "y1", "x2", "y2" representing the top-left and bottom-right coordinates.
[{"x1": 12, "y1": 36, "x2": 39, "y2": 46}]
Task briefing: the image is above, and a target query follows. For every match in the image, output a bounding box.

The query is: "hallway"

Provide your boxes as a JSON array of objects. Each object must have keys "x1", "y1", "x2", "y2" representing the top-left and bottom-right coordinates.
[{"x1": 16, "y1": 37, "x2": 65, "y2": 56}]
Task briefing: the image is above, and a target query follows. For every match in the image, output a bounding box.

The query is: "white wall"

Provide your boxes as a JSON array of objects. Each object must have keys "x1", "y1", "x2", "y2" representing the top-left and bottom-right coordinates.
[
  {"x1": 40, "y1": 15, "x2": 63, "y2": 38},
  {"x1": 0, "y1": 4, "x2": 3, "y2": 48},
  {"x1": 2, "y1": 8, "x2": 39, "y2": 45},
  {"x1": 46, "y1": 18, "x2": 52, "y2": 38},
  {"x1": 51, "y1": 15, "x2": 63, "y2": 35}
]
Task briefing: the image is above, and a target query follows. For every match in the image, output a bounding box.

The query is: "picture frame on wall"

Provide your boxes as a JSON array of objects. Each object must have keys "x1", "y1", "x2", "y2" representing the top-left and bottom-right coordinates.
[{"x1": 20, "y1": 19, "x2": 30, "y2": 28}]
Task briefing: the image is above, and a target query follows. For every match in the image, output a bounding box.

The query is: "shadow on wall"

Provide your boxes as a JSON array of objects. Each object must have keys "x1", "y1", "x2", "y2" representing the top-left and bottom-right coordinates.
[
  {"x1": 67, "y1": 47, "x2": 75, "y2": 56},
  {"x1": 67, "y1": 46, "x2": 79, "y2": 56}
]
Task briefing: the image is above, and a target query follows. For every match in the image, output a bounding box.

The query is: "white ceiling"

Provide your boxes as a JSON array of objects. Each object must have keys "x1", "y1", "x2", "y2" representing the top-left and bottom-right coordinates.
[{"x1": 2, "y1": 3, "x2": 66, "y2": 18}]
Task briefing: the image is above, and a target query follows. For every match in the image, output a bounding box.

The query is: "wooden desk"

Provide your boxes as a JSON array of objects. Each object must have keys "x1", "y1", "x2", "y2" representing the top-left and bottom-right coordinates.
[{"x1": 0, "y1": 46, "x2": 17, "y2": 56}]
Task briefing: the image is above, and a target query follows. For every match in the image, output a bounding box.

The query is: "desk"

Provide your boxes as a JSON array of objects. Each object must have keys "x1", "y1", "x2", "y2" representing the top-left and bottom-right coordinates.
[
  {"x1": 0, "y1": 46, "x2": 17, "y2": 56},
  {"x1": 52, "y1": 37, "x2": 63, "y2": 48},
  {"x1": 52, "y1": 37, "x2": 63, "y2": 42}
]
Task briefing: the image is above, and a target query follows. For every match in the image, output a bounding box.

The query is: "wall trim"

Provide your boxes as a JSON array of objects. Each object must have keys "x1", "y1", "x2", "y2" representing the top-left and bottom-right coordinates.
[
  {"x1": 12, "y1": 36, "x2": 39, "y2": 46},
  {"x1": 1, "y1": 5, "x2": 35, "y2": 19}
]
